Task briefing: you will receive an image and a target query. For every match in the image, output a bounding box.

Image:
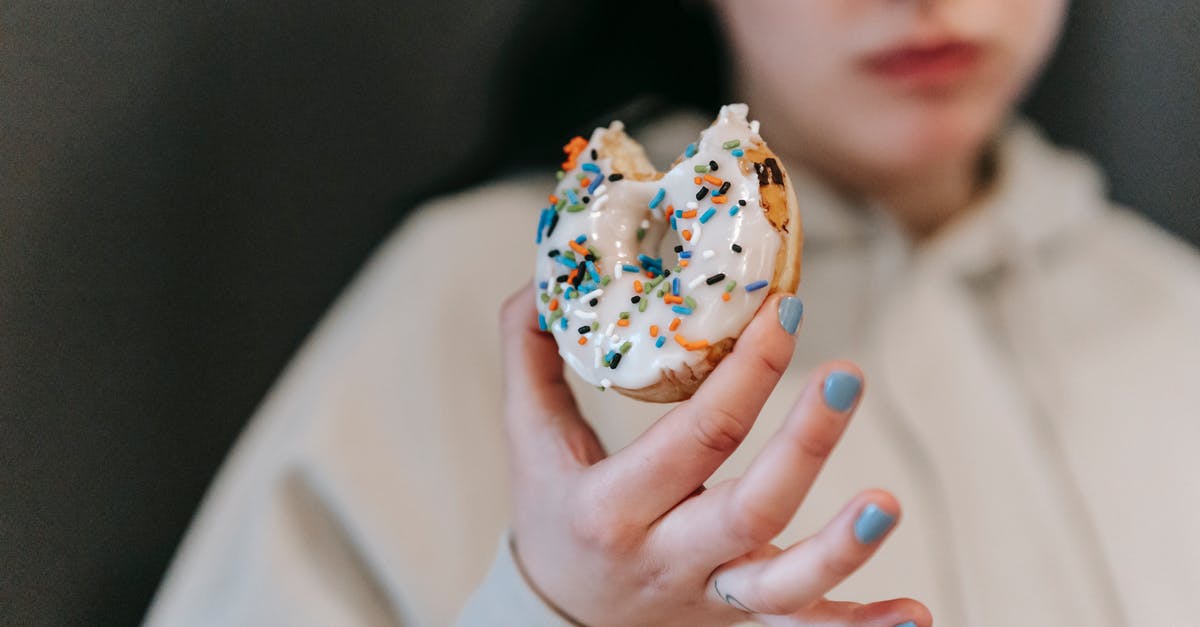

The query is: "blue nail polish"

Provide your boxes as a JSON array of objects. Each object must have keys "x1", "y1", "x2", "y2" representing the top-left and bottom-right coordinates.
[
  {"x1": 822, "y1": 371, "x2": 862, "y2": 412},
  {"x1": 894, "y1": 622, "x2": 917, "y2": 627},
  {"x1": 778, "y1": 297, "x2": 803, "y2": 335},
  {"x1": 854, "y1": 503, "x2": 896, "y2": 544}
]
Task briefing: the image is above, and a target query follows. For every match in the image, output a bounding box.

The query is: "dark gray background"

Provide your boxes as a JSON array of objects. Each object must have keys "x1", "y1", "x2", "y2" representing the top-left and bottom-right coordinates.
[{"x1": 2, "y1": 1, "x2": 1197, "y2": 624}]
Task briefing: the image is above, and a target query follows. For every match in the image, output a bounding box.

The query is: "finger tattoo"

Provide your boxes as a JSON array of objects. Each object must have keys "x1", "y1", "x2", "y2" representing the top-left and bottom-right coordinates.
[{"x1": 713, "y1": 578, "x2": 754, "y2": 613}]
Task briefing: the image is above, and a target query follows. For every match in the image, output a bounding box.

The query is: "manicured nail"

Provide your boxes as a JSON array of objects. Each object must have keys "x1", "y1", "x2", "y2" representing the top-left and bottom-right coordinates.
[
  {"x1": 854, "y1": 503, "x2": 896, "y2": 544},
  {"x1": 894, "y1": 622, "x2": 917, "y2": 627},
  {"x1": 778, "y1": 296, "x2": 803, "y2": 335},
  {"x1": 822, "y1": 371, "x2": 861, "y2": 411}
]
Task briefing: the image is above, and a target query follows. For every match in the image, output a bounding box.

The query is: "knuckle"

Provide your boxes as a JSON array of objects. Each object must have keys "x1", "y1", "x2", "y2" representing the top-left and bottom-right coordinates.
[
  {"x1": 755, "y1": 349, "x2": 789, "y2": 380},
  {"x1": 691, "y1": 405, "x2": 751, "y2": 455},
  {"x1": 568, "y1": 493, "x2": 639, "y2": 554},
  {"x1": 821, "y1": 549, "x2": 861, "y2": 580},
  {"x1": 726, "y1": 500, "x2": 785, "y2": 547},
  {"x1": 792, "y1": 419, "x2": 841, "y2": 461}
]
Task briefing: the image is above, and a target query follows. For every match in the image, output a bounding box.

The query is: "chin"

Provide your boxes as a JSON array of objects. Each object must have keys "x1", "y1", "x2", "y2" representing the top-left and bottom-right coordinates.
[{"x1": 857, "y1": 100, "x2": 1004, "y2": 179}]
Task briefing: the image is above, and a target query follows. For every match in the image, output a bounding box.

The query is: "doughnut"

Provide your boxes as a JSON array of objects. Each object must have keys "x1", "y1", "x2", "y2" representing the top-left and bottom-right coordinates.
[{"x1": 532, "y1": 104, "x2": 801, "y2": 402}]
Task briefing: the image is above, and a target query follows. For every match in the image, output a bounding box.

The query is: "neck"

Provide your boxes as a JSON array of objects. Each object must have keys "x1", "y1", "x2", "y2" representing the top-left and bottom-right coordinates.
[{"x1": 868, "y1": 156, "x2": 987, "y2": 239}]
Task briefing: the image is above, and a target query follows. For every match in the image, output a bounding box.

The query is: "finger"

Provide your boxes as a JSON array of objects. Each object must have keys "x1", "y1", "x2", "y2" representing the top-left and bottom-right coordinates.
[
  {"x1": 597, "y1": 293, "x2": 803, "y2": 520},
  {"x1": 707, "y1": 490, "x2": 902, "y2": 616},
  {"x1": 755, "y1": 598, "x2": 932, "y2": 627},
  {"x1": 499, "y1": 283, "x2": 603, "y2": 469},
  {"x1": 656, "y1": 363, "x2": 864, "y2": 565}
]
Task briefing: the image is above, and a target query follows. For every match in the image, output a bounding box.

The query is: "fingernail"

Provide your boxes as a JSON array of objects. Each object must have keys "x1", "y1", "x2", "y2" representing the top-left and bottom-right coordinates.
[
  {"x1": 822, "y1": 371, "x2": 861, "y2": 411},
  {"x1": 778, "y1": 296, "x2": 803, "y2": 335},
  {"x1": 894, "y1": 622, "x2": 917, "y2": 627},
  {"x1": 854, "y1": 503, "x2": 896, "y2": 544}
]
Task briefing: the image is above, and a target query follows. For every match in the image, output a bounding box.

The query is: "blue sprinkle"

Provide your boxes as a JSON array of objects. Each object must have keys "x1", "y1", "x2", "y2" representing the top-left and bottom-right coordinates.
[
  {"x1": 648, "y1": 188, "x2": 666, "y2": 209},
  {"x1": 560, "y1": 316, "x2": 569, "y2": 330},
  {"x1": 581, "y1": 162, "x2": 601, "y2": 173},
  {"x1": 566, "y1": 189, "x2": 579, "y2": 204},
  {"x1": 604, "y1": 350, "x2": 615, "y2": 365},
  {"x1": 672, "y1": 277, "x2": 680, "y2": 295},
  {"x1": 558, "y1": 257, "x2": 577, "y2": 269},
  {"x1": 745, "y1": 280, "x2": 769, "y2": 292},
  {"x1": 637, "y1": 254, "x2": 662, "y2": 270},
  {"x1": 671, "y1": 305, "x2": 694, "y2": 315},
  {"x1": 586, "y1": 261, "x2": 601, "y2": 282},
  {"x1": 537, "y1": 314, "x2": 547, "y2": 331},
  {"x1": 538, "y1": 281, "x2": 547, "y2": 289},
  {"x1": 699, "y1": 207, "x2": 716, "y2": 224},
  {"x1": 679, "y1": 250, "x2": 692, "y2": 259},
  {"x1": 728, "y1": 205, "x2": 740, "y2": 216},
  {"x1": 575, "y1": 234, "x2": 587, "y2": 244},
  {"x1": 622, "y1": 264, "x2": 640, "y2": 273},
  {"x1": 731, "y1": 148, "x2": 744, "y2": 157},
  {"x1": 684, "y1": 143, "x2": 697, "y2": 158},
  {"x1": 670, "y1": 216, "x2": 678, "y2": 231},
  {"x1": 674, "y1": 208, "x2": 684, "y2": 219},
  {"x1": 587, "y1": 175, "x2": 603, "y2": 194},
  {"x1": 655, "y1": 336, "x2": 666, "y2": 348},
  {"x1": 535, "y1": 208, "x2": 550, "y2": 243}
]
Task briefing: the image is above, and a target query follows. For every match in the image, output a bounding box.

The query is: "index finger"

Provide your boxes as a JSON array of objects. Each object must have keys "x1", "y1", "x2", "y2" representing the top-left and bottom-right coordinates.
[{"x1": 595, "y1": 293, "x2": 803, "y2": 521}]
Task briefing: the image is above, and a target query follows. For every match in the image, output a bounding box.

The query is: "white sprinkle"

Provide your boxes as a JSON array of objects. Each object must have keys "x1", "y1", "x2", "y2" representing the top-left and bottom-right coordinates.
[
  {"x1": 614, "y1": 263, "x2": 623, "y2": 280},
  {"x1": 593, "y1": 185, "x2": 607, "y2": 197},
  {"x1": 750, "y1": 120, "x2": 760, "y2": 134},
  {"x1": 591, "y1": 195, "x2": 608, "y2": 212},
  {"x1": 600, "y1": 378, "x2": 611, "y2": 389},
  {"x1": 573, "y1": 309, "x2": 598, "y2": 320},
  {"x1": 690, "y1": 223, "x2": 702, "y2": 244},
  {"x1": 610, "y1": 335, "x2": 620, "y2": 343},
  {"x1": 582, "y1": 287, "x2": 603, "y2": 300},
  {"x1": 688, "y1": 274, "x2": 708, "y2": 289},
  {"x1": 702, "y1": 249, "x2": 715, "y2": 259},
  {"x1": 686, "y1": 201, "x2": 699, "y2": 210},
  {"x1": 640, "y1": 219, "x2": 650, "y2": 229},
  {"x1": 606, "y1": 322, "x2": 616, "y2": 336},
  {"x1": 594, "y1": 347, "x2": 602, "y2": 368}
]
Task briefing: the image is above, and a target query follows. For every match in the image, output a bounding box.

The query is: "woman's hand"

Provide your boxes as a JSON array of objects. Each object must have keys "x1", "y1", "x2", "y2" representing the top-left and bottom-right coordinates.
[{"x1": 499, "y1": 285, "x2": 930, "y2": 627}]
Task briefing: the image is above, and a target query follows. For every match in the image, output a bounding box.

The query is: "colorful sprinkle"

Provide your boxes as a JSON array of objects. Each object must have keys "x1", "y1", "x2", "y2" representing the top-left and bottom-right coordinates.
[
  {"x1": 693, "y1": 164, "x2": 709, "y2": 173},
  {"x1": 745, "y1": 280, "x2": 769, "y2": 292},
  {"x1": 581, "y1": 162, "x2": 600, "y2": 173},
  {"x1": 699, "y1": 208, "x2": 716, "y2": 224},
  {"x1": 722, "y1": 139, "x2": 741, "y2": 149},
  {"x1": 685, "y1": 143, "x2": 697, "y2": 157},
  {"x1": 537, "y1": 314, "x2": 547, "y2": 331},
  {"x1": 672, "y1": 305, "x2": 693, "y2": 315},
  {"x1": 706, "y1": 273, "x2": 726, "y2": 285},
  {"x1": 655, "y1": 336, "x2": 666, "y2": 348},
  {"x1": 649, "y1": 188, "x2": 666, "y2": 209},
  {"x1": 731, "y1": 148, "x2": 744, "y2": 157},
  {"x1": 669, "y1": 317, "x2": 681, "y2": 331}
]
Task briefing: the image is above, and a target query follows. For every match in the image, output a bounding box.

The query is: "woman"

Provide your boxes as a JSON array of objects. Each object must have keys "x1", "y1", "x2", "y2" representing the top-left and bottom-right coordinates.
[{"x1": 149, "y1": 1, "x2": 1200, "y2": 625}]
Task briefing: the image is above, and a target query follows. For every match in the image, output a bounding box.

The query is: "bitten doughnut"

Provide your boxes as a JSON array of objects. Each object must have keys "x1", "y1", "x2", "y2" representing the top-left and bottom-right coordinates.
[{"x1": 532, "y1": 104, "x2": 801, "y2": 402}]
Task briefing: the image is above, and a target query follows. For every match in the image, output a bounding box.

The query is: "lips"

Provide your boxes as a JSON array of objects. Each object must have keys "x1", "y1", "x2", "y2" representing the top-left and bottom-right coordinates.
[{"x1": 861, "y1": 40, "x2": 983, "y2": 87}]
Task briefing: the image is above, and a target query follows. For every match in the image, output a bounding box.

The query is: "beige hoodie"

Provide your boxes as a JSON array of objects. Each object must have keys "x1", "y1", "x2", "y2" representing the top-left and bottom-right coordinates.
[{"x1": 148, "y1": 113, "x2": 1200, "y2": 627}]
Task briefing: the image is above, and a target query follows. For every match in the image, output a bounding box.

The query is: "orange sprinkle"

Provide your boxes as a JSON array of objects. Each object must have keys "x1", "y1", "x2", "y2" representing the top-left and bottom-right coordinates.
[
  {"x1": 693, "y1": 176, "x2": 703, "y2": 185},
  {"x1": 681, "y1": 209, "x2": 698, "y2": 219},
  {"x1": 722, "y1": 292, "x2": 731, "y2": 302},
  {"x1": 664, "y1": 295, "x2": 683, "y2": 305},
  {"x1": 617, "y1": 318, "x2": 630, "y2": 327},
  {"x1": 568, "y1": 268, "x2": 579, "y2": 283},
  {"x1": 649, "y1": 325, "x2": 660, "y2": 337},
  {"x1": 674, "y1": 334, "x2": 688, "y2": 347},
  {"x1": 645, "y1": 270, "x2": 656, "y2": 278},
  {"x1": 580, "y1": 177, "x2": 591, "y2": 188},
  {"x1": 711, "y1": 196, "x2": 727, "y2": 204},
  {"x1": 568, "y1": 240, "x2": 589, "y2": 256},
  {"x1": 548, "y1": 300, "x2": 558, "y2": 311},
  {"x1": 680, "y1": 260, "x2": 689, "y2": 267},
  {"x1": 577, "y1": 336, "x2": 587, "y2": 345},
  {"x1": 681, "y1": 229, "x2": 693, "y2": 241},
  {"x1": 703, "y1": 174, "x2": 723, "y2": 186},
  {"x1": 669, "y1": 317, "x2": 681, "y2": 331},
  {"x1": 666, "y1": 204, "x2": 674, "y2": 214},
  {"x1": 633, "y1": 280, "x2": 643, "y2": 294},
  {"x1": 549, "y1": 194, "x2": 558, "y2": 204},
  {"x1": 685, "y1": 340, "x2": 710, "y2": 351}
]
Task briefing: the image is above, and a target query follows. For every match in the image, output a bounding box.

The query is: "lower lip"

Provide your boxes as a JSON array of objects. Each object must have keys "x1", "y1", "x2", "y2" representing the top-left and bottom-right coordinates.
[{"x1": 863, "y1": 42, "x2": 982, "y2": 87}]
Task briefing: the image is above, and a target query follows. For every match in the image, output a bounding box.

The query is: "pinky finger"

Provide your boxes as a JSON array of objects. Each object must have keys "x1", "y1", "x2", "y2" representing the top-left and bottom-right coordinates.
[{"x1": 756, "y1": 598, "x2": 932, "y2": 627}]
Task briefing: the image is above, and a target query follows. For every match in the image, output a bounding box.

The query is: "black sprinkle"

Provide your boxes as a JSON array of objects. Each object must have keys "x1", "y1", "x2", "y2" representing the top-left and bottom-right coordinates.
[
  {"x1": 709, "y1": 160, "x2": 719, "y2": 171},
  {"x1": 556, "y1": 274, "x2": 569, "y2": 282},
  {"x1": 589, "y1": 298, "x2": 599, "y2": 307},
  {"x1": 548, "y1": 249, "x2": 561, "y2": 257},
  {"x1": 706, "y1": 273, "x2": 726, "y2": 285},
  {"x1": 696, "y1": 187, "x2": 709, "y2": 201},
  {"x1": 731, "y1": 244, "x2": 743, "y2": 253},
  {"x1": 572, "y1": 271, "x2": 585, "y2": 287},
  {"x1": 631, "y1": 295, "x2": 641, "y2": 304},
  {"x1": 609, "y1": 352, "x2": 623, "y2": 369},
  {"x1": 608, "y1": 173, "x2": 624, "y2": 181},
  {"x1": 590, "y1": 149, "x2": 598, "y2": 160},
  {"x1": 577, "y1": 326, "x2": 591, "y2": 334},
  {"x1": 582, "y1": 196, "x2": 590, "y2": 204},
  {"x1": 584, "y1": 253, "x2": 595, "y2": 261},
  {"x1": 546, "y1": 212, "x2": 559, "y2": 236},
  {"x1": 738, "y1": 199, "x2": 747, "y2": 206},
  {"x1": 662, "y1": 269, "x2": 672, "y2": 278},
  {"x1": 718, "y1": 181, "x2": 731, "y2": 196},
  {"x1": 673, "y1": 245, "x2": 684, "y2": 253}
]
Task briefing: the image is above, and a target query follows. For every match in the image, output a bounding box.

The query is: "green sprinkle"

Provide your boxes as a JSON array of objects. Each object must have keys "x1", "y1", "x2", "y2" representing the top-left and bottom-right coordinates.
[
  {"x1": 555, "y1": 198, "x2": 567, "y2": 211},
  {"x1": 591, "y1": 321, "x2": 599, "y2": 331},
  {"x1": 647, "y1": 276, "x2": 666, "y2": 289},
  {"x1": 693, "y1": 164, "x2": 709, "y2": 173},
  {"x1": 657, "y1": 288, "x2": 666, "y2": 298},
  {"x1": 563, "y1": 290, "x2": 574, "y2": 300},
  {"x1": 638, "y1": 299, "x2": 648, "y2": 313},
  {"x1": 587, "y1": 246, "x2": 600, "y2": 258},
  {"x1": 619, "y1": 341, "x2": 632, "y2": 354},
  {"x1": 725, "y1": 280, "x2": 737, "y2": 293},
  {"x1": 600, "y1": 275, "x2": 612, "y2": 286},
  {"x1": 553, "y1": 283, "x2": 563, "y2": 295},
  {"x1": 549, "y1": 309, "x2": 563, "y2": 323},
  {"x1": 556, "y1": 170, "x2": 565, "y2": 180},
  {"x1": 566, "y1": 204, "x2": 586, "y2": 213},
  {"x1": 618, "y1": 311, "x2": 630, "y2": 319},
  {"x1": 563, "y1": 250, "x2": 576, "y2": 260},
  {"x1": 540, "y1": 293, "x2": 550, "y2": 303},
  {"x1": 636, "y1": 227, "x2": 646, "y2": 241},
  {"x1": 673, "y1": 266, "x2": 683, "y2": 274},
  {"x1": 684, "y1": 296, "x2": 698, "y2": 310},
  {"x1": 722, "y1": 139, "x2": 741, "y2": 149}
]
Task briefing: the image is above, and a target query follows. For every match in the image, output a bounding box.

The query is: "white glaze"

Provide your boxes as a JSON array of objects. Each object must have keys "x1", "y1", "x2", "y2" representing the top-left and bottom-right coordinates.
[{"x1": 533, "y1": 104, "x2": 781, "y2": 390}]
